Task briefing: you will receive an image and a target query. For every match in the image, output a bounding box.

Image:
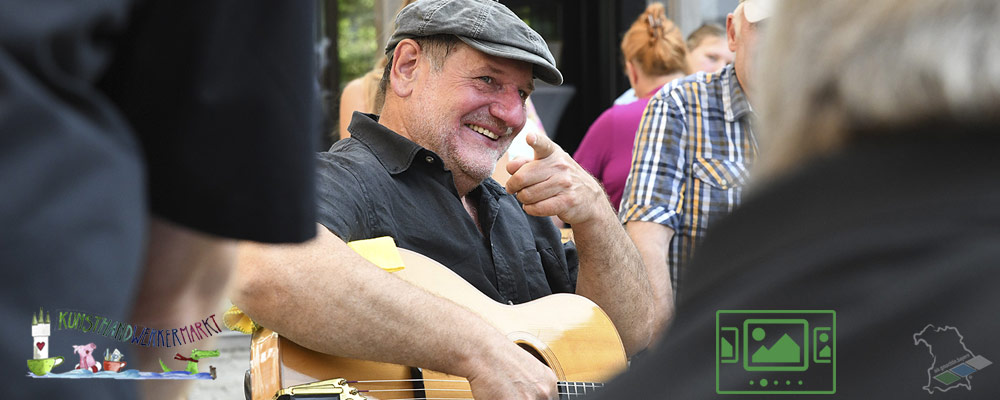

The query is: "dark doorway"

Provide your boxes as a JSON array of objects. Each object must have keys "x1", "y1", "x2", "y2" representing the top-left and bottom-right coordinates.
[{"x1": 504, "y1": 0, "x2": 646, "y2": 154}]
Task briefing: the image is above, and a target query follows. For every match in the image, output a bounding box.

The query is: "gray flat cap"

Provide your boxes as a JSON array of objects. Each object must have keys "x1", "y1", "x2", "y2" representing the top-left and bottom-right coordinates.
[{"x1": 386, "y1": 0, "x2": 563, "y2": 85}]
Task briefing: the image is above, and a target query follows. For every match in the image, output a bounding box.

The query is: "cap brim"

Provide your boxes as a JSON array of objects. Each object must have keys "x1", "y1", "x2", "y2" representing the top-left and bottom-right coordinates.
[
  {"x1": 742, "y1": 0, "x2": 774, "y2": 23},
  {"x1": 458, "y1": 36, "x2": 563, "y2": 86}
]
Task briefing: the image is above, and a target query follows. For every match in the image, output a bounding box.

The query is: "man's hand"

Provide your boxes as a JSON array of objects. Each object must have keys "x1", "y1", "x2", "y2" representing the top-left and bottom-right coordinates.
[
  {"x1": 506, "y1": 134, "x2": 656, "y2": 355},
  {"x1": 465, "y1": 339, "x2": 559, "y2": 400},
  {"x1": 505, "y1": 132, "x2": 609, "y2": 225}
]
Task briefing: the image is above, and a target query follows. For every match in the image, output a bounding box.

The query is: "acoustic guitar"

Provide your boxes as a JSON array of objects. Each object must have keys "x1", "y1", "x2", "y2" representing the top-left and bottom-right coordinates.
[{"x1": 248, "y1": 248, "x2": 627, "y2": 400}]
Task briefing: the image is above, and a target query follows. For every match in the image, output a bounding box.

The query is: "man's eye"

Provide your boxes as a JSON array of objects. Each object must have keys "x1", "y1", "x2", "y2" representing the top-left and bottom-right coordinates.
[
  {"x1": 519, "y1": 90, "x2": 528, "y2": 100},
  {"x1": 478, "y1": 76, "x2": 494, "y2": 84}
]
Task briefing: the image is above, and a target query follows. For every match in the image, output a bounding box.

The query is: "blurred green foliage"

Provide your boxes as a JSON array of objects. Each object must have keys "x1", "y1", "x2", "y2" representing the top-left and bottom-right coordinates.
[{"x1": 339, "y1": 0, "x2": 378, "y2": 89}]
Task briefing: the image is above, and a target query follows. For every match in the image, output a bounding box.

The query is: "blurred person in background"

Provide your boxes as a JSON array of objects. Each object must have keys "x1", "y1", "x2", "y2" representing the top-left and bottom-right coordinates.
[
  {"x1": 338, "y1": 57, "x2": 391, "y2": 139},
  {"x1": 573, "y1": 3, "x2": 690, "y2": 214},
  {"x1": 337, "y1": 0, "x2": 418, "y2": 140},
  {"x1": 589, "y1": 0, "x2": 1000, "y2": 398},
  {"x1": 685, "y1": 23, "x2": 733, "y2": 74},
  {"x1": 619, "y1": 0, "x2": 771, "y2": 340},
  {"x1": 614, "y1": 23, "x2": 733, "y2": 105}
]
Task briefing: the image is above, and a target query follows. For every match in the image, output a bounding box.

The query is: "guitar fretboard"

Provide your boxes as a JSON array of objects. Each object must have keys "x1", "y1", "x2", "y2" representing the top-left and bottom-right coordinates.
[{"x1": 558, "y1": 381, "x2": 604, "y2": 398}]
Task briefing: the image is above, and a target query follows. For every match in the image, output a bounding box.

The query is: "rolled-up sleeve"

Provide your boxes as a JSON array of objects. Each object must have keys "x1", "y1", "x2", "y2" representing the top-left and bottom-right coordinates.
[{"x1": 619, "y1": 85, "x2": 689, "y2": 232}]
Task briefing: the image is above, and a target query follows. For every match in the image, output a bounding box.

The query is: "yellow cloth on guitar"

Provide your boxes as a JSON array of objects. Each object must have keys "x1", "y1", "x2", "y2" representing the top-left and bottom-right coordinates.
[
  {"x1": 223, "y1": 236, "x2": 405, "y2": 334},
  {"x1": 223, "y1": 305, "x2": 260, "y2": 334},
  {"x1": 345, "y1": 236, "x2": 405, "y2": 272}
]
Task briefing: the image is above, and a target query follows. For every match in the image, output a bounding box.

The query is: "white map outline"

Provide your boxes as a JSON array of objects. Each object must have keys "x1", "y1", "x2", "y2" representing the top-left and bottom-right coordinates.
[{"x1": 912, "y1": 324, "x2": 979, "y2": 394}]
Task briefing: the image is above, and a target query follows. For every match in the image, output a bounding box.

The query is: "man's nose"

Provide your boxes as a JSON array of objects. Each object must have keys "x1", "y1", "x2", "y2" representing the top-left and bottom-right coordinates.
[{"x1": 489, "y1": 86, "x2": 526, "y2": 132}]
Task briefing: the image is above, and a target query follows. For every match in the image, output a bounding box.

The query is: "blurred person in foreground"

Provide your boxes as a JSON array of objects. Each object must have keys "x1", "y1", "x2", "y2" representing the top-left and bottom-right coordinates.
[
  {"x1": 619, "y1": 0, "x2": 771, "y2": 339},
  {"x1": 1, "y1": 2, "x2": 318, "y2": 399},
  {"x1": 233, "y1": 1, "x2": 654, "y2": 399},
  {"x1": 573, "y1": 3, "x2": 690, "y2": 213},
  {"x1": 589, "y1": 0, "x2": 1000, "y2": 398}
]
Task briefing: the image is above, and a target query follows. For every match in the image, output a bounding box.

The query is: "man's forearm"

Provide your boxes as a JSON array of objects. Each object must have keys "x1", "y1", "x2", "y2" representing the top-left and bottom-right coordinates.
[
  {"x1": 231, "y1": 225, "x2": 548, "y2": 385},
  {"x1": 625, "y1": 221, "x2": 675, "y2": 341},
  {"x1": 572, "y1": 209, "x2": 655, "y2": 356},
  {"x1": 130, "y1": 217, "x2": 238, "y2": 400}
]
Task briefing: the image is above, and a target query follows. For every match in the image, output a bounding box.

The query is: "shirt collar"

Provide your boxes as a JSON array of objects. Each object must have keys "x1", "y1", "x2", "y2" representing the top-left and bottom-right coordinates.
[
  {"x1": 479, "y1": 176, "x2": 508, "y2": 200},
  {"x1": 347, "y1": 112, "x2": 507, "y2": 198},
  {"x1": 347, "y1": 112, "x2": 425, "y2": 175},
  {"x1": 722, "y1": 64, "x2": 753, "y2": 123}
]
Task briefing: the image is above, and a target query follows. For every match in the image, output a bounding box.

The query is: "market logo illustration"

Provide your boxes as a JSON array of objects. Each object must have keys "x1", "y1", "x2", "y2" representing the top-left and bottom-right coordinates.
[
  {"x1": 913, "y1": 324, "x2": 992, "y2": 394},
  {"x1": 716, "y1": 310, "x2": 836, "y2": 394},
  {"x1": 27, "y1": 307, "x2": 220, "y2": 380}
]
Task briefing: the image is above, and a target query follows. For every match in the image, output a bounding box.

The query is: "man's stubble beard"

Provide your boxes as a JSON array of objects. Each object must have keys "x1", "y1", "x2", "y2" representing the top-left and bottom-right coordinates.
[{"x1": 441, "y1": 133, "x2": 506, "y2": 184}]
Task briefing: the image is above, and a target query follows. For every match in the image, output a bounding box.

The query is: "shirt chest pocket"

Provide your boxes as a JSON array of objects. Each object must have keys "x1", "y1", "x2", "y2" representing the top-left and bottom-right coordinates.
[{"x1": 691, "y1": 157, "x2": 750, "y2": 190}]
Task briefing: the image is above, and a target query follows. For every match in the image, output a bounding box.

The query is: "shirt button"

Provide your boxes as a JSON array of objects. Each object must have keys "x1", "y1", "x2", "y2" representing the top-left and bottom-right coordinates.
[{"x1": 425, "y1": 156, "x2": 434, "y2": 163}]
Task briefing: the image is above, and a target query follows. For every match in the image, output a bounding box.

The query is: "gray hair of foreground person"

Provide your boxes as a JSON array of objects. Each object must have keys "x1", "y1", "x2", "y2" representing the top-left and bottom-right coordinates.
[{"x1": 755, "y1": 0, "x2": 1000, "y2": 180}]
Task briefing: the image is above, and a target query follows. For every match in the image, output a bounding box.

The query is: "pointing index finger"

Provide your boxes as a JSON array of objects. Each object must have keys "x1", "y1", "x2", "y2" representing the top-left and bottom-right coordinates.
[{"x1": 527, "y1": 132, "x2": 556, "y2": 160}]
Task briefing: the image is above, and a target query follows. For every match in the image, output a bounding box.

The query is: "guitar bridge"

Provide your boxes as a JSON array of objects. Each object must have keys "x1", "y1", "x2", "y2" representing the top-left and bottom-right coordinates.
[{"x1": 272, "y1": 378, "x2": 367, "y2": 400}]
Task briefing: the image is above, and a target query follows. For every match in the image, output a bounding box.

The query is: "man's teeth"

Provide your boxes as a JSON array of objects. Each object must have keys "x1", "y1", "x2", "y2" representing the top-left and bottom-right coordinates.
[{"x1": 467, "y1": 124, "x2": 498, "y2": 140}]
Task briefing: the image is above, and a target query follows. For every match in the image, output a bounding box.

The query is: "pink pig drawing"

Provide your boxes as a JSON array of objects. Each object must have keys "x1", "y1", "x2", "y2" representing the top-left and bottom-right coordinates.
[{"x1": 72, "y1": 343, "x2": 102, "y2": 372}]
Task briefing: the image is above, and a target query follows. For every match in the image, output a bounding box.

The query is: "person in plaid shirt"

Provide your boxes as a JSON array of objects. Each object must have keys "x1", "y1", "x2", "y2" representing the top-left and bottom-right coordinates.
[{"x1": 619, "y1": 0, "x2": 772, "y2": 338}]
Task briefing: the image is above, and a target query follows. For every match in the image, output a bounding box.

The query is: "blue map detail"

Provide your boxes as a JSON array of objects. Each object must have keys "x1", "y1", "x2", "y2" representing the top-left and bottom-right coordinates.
[{"x1": 950, "y1": 363, "x2": 976, "y2": 377}]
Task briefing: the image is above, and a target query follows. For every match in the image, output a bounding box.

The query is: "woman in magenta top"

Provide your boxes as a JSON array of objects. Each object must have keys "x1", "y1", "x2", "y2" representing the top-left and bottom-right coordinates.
[{"x1": 574, "y1": 3, "x2": 690, "y2": 211}]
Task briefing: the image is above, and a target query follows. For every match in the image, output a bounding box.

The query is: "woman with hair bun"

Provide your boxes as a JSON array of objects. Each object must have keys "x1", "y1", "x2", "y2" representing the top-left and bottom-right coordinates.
[{"x1": 573, "y1": 3, "x2": 689, "y2": 212}]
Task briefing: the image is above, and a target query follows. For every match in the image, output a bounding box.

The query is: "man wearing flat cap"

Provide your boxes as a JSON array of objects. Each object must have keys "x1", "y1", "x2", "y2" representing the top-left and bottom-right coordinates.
[{"x1": 234, "y1": 1, "x2": 654, "y2": 399}]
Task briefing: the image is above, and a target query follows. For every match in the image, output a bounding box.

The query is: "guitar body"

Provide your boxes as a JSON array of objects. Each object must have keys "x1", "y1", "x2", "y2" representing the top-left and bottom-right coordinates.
[{"x1": 250, "y1": 249, "x2": 627, "y2": 400}]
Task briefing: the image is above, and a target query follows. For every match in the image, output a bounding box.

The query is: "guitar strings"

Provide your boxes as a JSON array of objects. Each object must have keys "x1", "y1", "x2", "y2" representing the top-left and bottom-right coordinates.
[
  {"x1": 365, "y1": 396, "x2": 592, "y2": 400},
  {"x1": 360, "y1": 388, "x2": 470, "y2": 392},
  {"x1": 356, "y1": 393, "x2": 594, "y2": 400},
  {"x1": 348, "y1": 379, "x2": 466, "y2": 383},
  {"x1": 348, "y1": 378, "x2": 602, "y2": 386},
  {"x1": 348, "y1": 378, "x2": 603, "y2": 398},
  {"x1": 356, "y1": 395, "x2": 594, "y2": 400},
  {"x1": 361, "y1": 389, "x2": 602, "y2": 393},
  {"x1": 378, "y1": 398, "x2": 473, "y2": 400}
]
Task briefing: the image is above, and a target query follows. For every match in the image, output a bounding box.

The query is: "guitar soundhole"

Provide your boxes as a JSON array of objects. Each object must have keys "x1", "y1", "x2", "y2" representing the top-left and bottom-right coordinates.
[{"x1": 517, "y1": 343, "x2": 549, "y2": 367}]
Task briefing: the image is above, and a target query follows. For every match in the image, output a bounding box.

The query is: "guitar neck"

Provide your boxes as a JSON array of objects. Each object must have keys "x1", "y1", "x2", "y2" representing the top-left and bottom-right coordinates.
[{"x1": 557, "y1": 381, "x2": 605, "y2": 398}]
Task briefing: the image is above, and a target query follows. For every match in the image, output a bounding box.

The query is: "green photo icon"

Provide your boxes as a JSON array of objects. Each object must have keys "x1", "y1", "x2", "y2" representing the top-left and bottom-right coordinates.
[{"x1": 716, "y1": 310, "x2": 836, "y2": 394}]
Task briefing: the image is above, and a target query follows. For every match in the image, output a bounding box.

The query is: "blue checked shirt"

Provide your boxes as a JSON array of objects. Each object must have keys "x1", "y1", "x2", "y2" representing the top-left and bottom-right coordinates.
[{"x1": 619, "y1": 64, "x2": 757, "y2": 293}]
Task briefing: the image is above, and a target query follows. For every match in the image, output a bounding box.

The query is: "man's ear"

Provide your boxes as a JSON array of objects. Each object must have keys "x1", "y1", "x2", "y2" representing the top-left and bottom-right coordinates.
[
  {"x1": 726, "y1": 13, "x2": 738, "y2": 52},
  {"x1": 389, "y1": 39, "x2": 422, "y2": 98}
]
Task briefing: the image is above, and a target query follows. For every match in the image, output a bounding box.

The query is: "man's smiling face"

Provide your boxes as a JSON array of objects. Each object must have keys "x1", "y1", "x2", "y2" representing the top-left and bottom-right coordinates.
[{"x1": 407, "y1": 43, "x2": 534, "y2": 188}]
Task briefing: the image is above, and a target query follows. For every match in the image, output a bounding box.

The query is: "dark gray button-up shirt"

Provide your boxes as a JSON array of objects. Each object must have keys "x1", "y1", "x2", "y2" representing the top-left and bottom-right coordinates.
[{"x1": 316, "y1": 112, "x2": 577, "y2": 304}]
